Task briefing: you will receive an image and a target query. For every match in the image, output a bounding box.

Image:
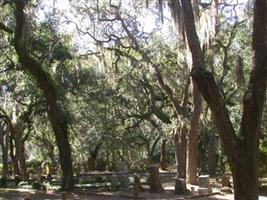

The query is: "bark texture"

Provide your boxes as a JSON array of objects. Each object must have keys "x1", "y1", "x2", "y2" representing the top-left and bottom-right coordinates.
[
  {"x1": 187, "y1": 81, "x2": 202, "y2": 184},
  {"x1": 173, "y1": 126, "x2": 187, "y2": 179},
  {"x1": 160, "y1": 139, "x2": 168, "y2": 170},
  {"x1": 0, "y1": 122, "x2": 9, "y2": 185},
  {"x1": 149, "y1": 165, "x2": 163, "y2": 193}
]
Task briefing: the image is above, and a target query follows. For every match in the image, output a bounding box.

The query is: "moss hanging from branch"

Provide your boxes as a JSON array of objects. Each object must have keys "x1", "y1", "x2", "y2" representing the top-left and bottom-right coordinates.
[{"x1": 145, "y1": 0, "x2": 219, "y2": 48}]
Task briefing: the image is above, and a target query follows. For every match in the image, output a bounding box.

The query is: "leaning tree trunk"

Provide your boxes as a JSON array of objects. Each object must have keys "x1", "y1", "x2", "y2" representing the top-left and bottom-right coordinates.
[
  {"x1": 13, "y1": 0, "x2": 73, "y2": 190},
  {"x1": 179, "y1": 0, "x2": 267, "y2": 199},
  {"x1": 187, "y1": 81, "x2": 201, "y2": 184}
]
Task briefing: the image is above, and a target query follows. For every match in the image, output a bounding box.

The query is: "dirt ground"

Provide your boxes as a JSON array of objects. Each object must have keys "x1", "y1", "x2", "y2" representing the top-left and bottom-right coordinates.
[
  {"x1": 0, "y1": 188, "x2": 234, "y2": 200},
  {"x1": 1, "y1": 173, "x2": 267, "y2": 200},
  {"x1": 1, "y1": 188, "x2": 267, "y2": 200}
]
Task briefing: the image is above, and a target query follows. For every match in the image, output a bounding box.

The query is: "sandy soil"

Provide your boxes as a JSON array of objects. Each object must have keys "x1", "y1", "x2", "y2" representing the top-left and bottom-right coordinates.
[{"x1": 0, "y1": 188, "x2": 234, "y2": 200}]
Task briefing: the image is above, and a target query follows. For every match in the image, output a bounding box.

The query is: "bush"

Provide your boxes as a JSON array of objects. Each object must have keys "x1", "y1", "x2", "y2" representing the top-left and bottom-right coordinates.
[
  {"x1": 14, "y1": 175, "x2": 21, "y2": 186},
  {"x1": 32, "y1": 181, "x2": 42, "y2": 190},
  {"x1": 0, "y1": 178, "x2": 7, "y2": 187}
]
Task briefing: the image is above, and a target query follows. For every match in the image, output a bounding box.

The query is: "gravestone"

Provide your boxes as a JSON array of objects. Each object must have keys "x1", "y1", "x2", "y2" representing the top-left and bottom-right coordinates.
[
  {"x1": 198, "y1": 175, "x2": 210, "y2": 188},
  {"x1": 116, "y1": 161, "x2": 129, "y2": 173},
  {"x1": 111, "y1": 175, "x2": 119, "y2": 191},
  {"x1": 198, "y1": 175, "x2": 212, "y2": 194},
  {"x1": 175, "y1": 178, "x2": 187, "y2": 194},
  {"x1": 116, "y1": 161, "x2": 129, "y2": 190},
  {"x1": 119, "y1": 175, "x2": 128, "y2": 189}
]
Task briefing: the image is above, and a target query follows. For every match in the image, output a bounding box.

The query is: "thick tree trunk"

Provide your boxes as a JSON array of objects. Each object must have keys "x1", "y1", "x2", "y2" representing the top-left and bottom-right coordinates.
[
  {"x1": 0, "y1": 125, "x2": 9, "y2": 185},
  {"x1": 19, "y1": 144, "x2": 27, "y2": 179},
  {"x1": 207, "y1": 134, "x2": 216, "y2": 176},
  {"x1": 149, "y1": 165, "x2": 163, "y2": 193},
  {"x1": 173, "y1": 126, "x2": 187, "y2": 179},
  {"x1": 160, "y1": 139, "x2": 168, "y2": 170},
  {"x1": 231, "y1": 145, "x2": 259, "y2": 200},
  {"x1": 13, "y1": 126, "x2": 27, "y2": 180},
  {"x1": 50, "y1": 112, "x2": 73, "y2": 190},
  {"x1": 10, "y1": 137, "x2": 20, "y2": 176},
  {"x1": 187, "y1": 81, "x2": 201, "y2": 184},
  {"x1": 13, "y1": 0, "x2": 74, "y2": 190}
]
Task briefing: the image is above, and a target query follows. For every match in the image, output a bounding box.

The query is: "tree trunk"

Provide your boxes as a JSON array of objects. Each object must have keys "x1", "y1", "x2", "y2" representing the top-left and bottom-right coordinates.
[
  {"x1": 13, "y1": 1, "x2": 74, "y2": 190},
  {"x1": 149, "y1": 165, "x2": 163, "y2": 193},
  {"x1": 51, "y1": 115, "x2": 73, "y2": 190},
  {"x1": 18, "y1": 144, "x2": 27, "y2": 179},
  {"x1": 231, "y1": 147, "x2": 259, "y2": 200},
  {"x1": 10, "y1": 137, "x2": 20, "y2": 176},
  {"x1": 0, "y1": 124, "x2": 9, "y2": 185},
  {"x1": 187, "y1": 81, "x2": 201, "y2": 184},
  {"x1": 13, "y1": 125, "x2": 27, "y2": 180},
  {"x1": 160, "y1": 139, "x2": 168, "y2": 170},
  {"x1": 207, "y1": 133, "x2": 216, "y2": 176},
  {"x1": 173, "y1": 125, "x2": 187, "y2": 179}
]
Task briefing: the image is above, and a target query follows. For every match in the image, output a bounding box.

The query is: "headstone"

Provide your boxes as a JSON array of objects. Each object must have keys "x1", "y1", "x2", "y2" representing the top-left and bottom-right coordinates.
[
  {"x1": 198, "y1": 175, "x2": 212, "y2": 194},
  {"x1": 111, "y1": 175, "x2": 119, "y2": 191},
  {"x1": 198, "y1": 175, "x2": 210, "y2": 188},
  {"x1": 117, "y1": 161, "x2": 129, "y2": 173},
  {"x1": 174, "y1": 178, "x2": 187, "y2": 194},
  {"x1": 119, "y1": 175, "x2": 128, "y2": 189}
]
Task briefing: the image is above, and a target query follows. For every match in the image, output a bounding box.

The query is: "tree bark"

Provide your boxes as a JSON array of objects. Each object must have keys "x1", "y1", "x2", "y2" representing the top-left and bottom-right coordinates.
[
  {"x1": 173, "y1": 126, "x2": 187, "y2": 179},
  {"x1": 149, "y1": 165, "x2": 163, "y2": 193},
  {"x1": 13, "y1": 124, "x2": 27, "y2": 179},
  {"x1": 207, "y1": 133, "x2": 216, "y2": 176},
  {"x1": 13, "y1": 0, "x2": 74, "y2": 190},
  {"x1": 180, "y1": 0, "x2": 267, "y2": 199},
  {"x1": 0, "y1": 123, "x2": 9, "y2": 185},
  {"x1": 160, "y1": 139, "x2": 168, "y2": 170},
  {"x1": 187, "y1": 80, "x2": 201, "y2": 184}
]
